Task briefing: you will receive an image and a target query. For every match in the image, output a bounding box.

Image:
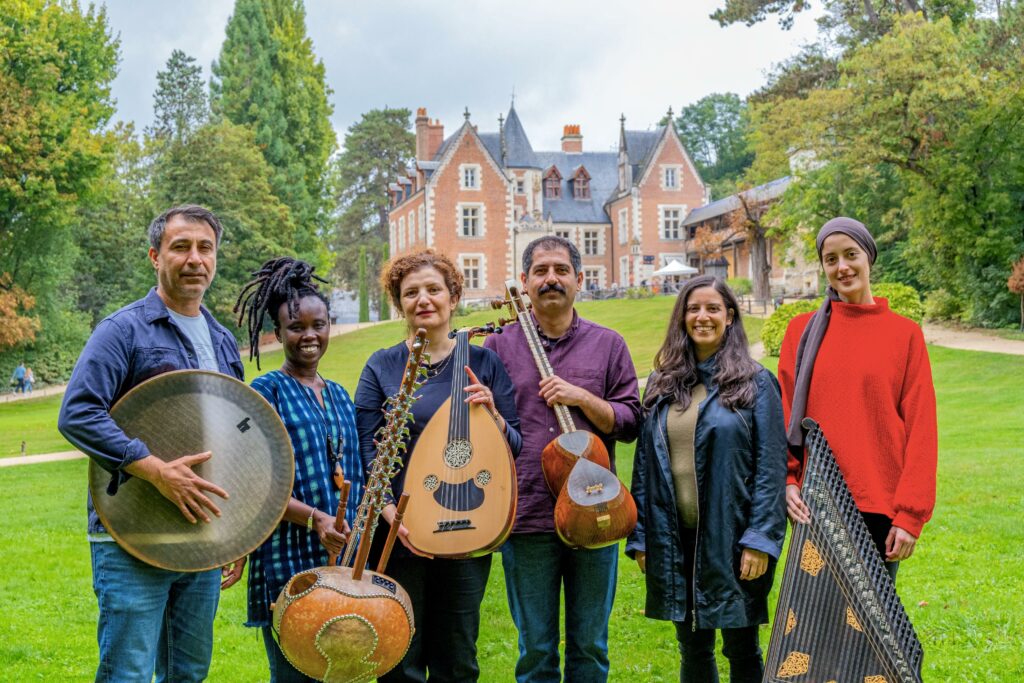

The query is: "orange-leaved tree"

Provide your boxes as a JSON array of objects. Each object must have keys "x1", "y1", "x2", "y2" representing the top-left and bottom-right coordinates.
[
  {"x1": 1008, "y1": 257, "x2": 1024, "y2": 332},
  {"x1": 0, "y1": 274, "x2": 39, "y2": 350}
]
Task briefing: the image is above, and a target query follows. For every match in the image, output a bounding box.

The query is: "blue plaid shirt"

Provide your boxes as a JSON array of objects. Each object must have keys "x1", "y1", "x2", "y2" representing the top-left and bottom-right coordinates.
[{"x1": 246, "y1": 371, "x2": 364, "y2": 627}]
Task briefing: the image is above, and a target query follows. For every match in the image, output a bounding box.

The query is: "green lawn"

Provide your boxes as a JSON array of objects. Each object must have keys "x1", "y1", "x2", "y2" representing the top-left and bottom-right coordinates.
[
  {"x1": 2, "y1": 296, "x2": 761, "y2": 459},
  {"x1": 1, "y1": 301, "x2": 1019, "y2": 680}
]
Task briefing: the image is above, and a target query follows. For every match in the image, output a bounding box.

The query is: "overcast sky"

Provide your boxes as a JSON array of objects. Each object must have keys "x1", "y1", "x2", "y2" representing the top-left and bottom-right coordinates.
[{"x1": 101, "y1": 0, "x2": 821, "y2": 152}]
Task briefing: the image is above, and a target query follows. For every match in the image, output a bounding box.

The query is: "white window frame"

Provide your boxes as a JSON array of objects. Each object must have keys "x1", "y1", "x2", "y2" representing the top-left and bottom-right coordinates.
[
  {"x1": 662, "y1": 164, "x2": 682, "y2": 191},
  {"x1": 398, "y1": 217, "x2": 406, "y2": 249},
  {"x1": 659, "y1": 206, "x2": 685, "y2": 240},
  {"x1": 418, "y1": 205, "x2": 426, "y2": 240},
  {"x1": 408, "y1": 213, "x2": 416, "y2": 246},
  {"x1": 457, "y1": 202, "x2": 485, "y2": 238},
  {"x1": 460, "y1": 253, "x2": 485, "y2": 290},
  {"x1": 583, "y1": 266, "x2": 605, "y2": 290},
  {"x1": 516, "y1": 178, "x2": 526, "y2": 195},
  {"x1": 554, "y1": 228, "x2": 573, "y2": 241},
  {"x1": 582, "y1": 229, "x2": 600, "y2": 256},
  {"x1": 459, "y1": 164, "x2": 481, "y2": 191},
  {"x1": 618, "y1": 208, "x2": 628, "y2": 245}
]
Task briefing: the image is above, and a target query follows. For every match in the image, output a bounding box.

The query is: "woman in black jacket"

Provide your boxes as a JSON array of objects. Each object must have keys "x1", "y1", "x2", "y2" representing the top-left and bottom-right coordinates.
[{"x1": 627, "y1": 275, "x2": 787, "y2": 682}]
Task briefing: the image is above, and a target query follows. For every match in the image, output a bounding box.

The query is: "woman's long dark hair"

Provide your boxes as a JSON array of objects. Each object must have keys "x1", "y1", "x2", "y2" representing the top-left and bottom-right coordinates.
[
  {"x1": 643, "y1": 275, "x2": 759, "y2": 411},
  {"x1": 234, "y1": 257, "x2": 329, "y2": 369}
]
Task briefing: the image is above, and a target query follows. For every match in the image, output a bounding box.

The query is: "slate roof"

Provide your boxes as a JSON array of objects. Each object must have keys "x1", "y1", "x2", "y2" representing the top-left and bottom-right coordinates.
[
  {"x1": 502, "y1": 106, "x2": 539, "y2": 168},
  {"x1": 623, "y1": 128, "x2": 664, "y2": 179},
  {"x1": 682, "y1": 176, "x2": 792, "y2": 226},
  {"x1": 534, "y1": 151, "x2": 618, "y2": 223}
]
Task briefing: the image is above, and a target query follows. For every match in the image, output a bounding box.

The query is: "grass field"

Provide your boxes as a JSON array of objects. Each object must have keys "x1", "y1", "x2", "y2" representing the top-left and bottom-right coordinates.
[{"x1": 1, "y1": 299, "x2": 1020, "y2": 680}]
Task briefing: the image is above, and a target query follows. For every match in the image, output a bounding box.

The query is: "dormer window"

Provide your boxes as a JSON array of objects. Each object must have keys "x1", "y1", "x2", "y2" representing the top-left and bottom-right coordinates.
[
  {"x1": 543, "y1": 167, "x2": 562, "y2": 199},
  {"x1": 571, "y1": 166, "x2": 591, "y2": 200},
  {"x1": 460, "y1": 164, "x2": 481, "y2": 190}
]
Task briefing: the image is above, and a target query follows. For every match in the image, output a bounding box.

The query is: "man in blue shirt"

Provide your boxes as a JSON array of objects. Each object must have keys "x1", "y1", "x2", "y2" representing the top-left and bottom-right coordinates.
[{"x1": 58, "y1": 205, "x2": 245, "y2": 682}]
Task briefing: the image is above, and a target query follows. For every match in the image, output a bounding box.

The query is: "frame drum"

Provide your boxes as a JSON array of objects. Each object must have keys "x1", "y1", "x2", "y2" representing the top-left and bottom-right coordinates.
[{"x1": 88, "y1": 370, "x2": 294, "y2": 571}]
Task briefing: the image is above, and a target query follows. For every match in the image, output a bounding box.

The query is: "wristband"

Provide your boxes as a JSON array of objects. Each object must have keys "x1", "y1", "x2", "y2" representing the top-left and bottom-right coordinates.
[{"x1": 306, "y1": 509, "x2": 316, "y2": 531}]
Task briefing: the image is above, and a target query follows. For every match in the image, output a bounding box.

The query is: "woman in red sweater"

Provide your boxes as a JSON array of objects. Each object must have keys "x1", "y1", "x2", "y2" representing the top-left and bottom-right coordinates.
[{"x1": 779, "y1": 217, "x2": 936, "y2": 579}]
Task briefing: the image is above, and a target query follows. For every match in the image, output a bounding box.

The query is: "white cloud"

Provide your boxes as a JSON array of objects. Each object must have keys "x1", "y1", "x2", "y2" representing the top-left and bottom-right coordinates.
[{"x1": 102, "y1": 0, "x2": 820, "y2": 150}]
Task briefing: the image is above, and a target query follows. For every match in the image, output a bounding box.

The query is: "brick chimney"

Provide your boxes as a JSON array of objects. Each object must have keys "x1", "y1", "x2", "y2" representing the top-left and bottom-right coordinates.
[
  {"x1": 561, "y1": 124, "x2": 583, "y2": 153},
  {"x1": 415, "y1": 108, "x2": 445, "y2": 161}
]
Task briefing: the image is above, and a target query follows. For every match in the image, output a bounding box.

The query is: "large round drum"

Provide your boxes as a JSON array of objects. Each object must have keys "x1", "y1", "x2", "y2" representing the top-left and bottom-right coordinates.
[
  {"x1": 273, "y1": 565, "x2": 414, "y2": 683},
  {"x1": 88, "y1": 369, "x2": 294, "y2": 571}
]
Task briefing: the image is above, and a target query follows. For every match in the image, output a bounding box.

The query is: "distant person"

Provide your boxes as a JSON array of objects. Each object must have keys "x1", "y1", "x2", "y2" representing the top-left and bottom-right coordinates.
[
  {"x1": 628, "y1": 275, "x2": 786, "y2": 682},
  {"x1": 58, "y1": 205, "x2": 245, "y2": 682},
  {"x1": 779, "y1": 217, "x2": 937, "y2": 581},
  {"x1": 23, "y1": 367, "x2": 34, "y2": 393},
  {"x1": 10, "y1": 361, "x2": 25, "y2": 393}
]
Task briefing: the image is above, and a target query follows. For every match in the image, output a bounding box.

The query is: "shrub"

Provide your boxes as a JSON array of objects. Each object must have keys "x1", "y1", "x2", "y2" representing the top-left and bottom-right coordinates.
[
  {"x1": 874, "y1": 282, "x2": 924, "y2": 324},
  {"x1": 923, "y1": 288, "x2": 963, "y2": 322},
  {"x1": 727, "y1": 277, "x2": 752, "y2": 296},
  {"x1": 762, "y1": 299, "x2": 821, "y2": 356}
]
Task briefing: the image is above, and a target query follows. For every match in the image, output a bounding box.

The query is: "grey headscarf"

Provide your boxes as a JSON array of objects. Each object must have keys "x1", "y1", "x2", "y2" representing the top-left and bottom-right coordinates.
[{"x1": 786, "y1": 217, "x2": 877, "y2": 457}]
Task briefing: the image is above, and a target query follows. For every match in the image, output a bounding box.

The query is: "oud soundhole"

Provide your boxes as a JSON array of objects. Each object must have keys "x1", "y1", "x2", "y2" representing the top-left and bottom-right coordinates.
[
  {"x1": 475, "y1": 470, "x2": 491, "y2": 486},
  {"x1": 444, "y1": 439, "x2": 473, "y2": 468},
  {"x1": 423, "y1": 474, "x2": 439, "y2": 491}
]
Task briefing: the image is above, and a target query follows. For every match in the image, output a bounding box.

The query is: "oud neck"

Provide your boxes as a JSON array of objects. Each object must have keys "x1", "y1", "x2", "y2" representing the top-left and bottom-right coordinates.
[
  {"x1": 517, "y1": 310, "x2": 577, "y2": 434},
  {"x1": 447, "y1": 331, "x2": 472, "y2": 441}
]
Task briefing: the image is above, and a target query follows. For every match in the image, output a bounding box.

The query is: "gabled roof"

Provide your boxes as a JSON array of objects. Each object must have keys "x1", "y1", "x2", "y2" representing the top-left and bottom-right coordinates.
[
  {"x1": 682, "y1": 176, "x2": 792, "y2": 227},
  {"x1": 534, "y1": 151, "x2": 617, "y2": 223},
  {"x1": 623, "y1": 128, "x2": 664, "y2": 179}
]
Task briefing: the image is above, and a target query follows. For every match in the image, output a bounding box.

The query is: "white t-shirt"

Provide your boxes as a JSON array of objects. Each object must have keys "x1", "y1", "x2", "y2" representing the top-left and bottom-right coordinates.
[{"x1": 167, "y1": 308, "x2": 219, "y2": 371}]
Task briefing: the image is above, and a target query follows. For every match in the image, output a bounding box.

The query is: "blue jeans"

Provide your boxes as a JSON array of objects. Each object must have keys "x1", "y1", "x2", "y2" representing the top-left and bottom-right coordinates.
[
  {"x1": 91, "y1": 542, "x2": 220, "y2": 683},
  {"x1": 501, "y1": 533, "x2": 618, "y2": 683}
]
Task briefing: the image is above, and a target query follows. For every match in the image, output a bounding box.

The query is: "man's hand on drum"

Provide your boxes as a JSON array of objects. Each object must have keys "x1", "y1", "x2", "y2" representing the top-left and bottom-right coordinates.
[
  {"x1": 125, "y1": 452, "x2": 229, "y2": 524},
  {"x1": 313, "y1": 510, "x2": 349, "y2": 555}
]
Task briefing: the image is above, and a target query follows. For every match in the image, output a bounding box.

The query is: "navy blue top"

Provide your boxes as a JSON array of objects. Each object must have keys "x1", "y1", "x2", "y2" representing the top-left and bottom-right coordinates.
[
  {"x1": 354, "y1": 341, "x2": 522, "y2": 557},
  {"x1": 246, "y1": 371, "x2": 365, "y2": 627},
  {"x1": 57, "y1": 288, "x2": 244, "y2": 535}
]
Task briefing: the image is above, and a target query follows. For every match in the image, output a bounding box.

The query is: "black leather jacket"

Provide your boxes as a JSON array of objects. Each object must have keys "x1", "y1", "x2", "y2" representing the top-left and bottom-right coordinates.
[{"x1": 626, "y1": 356, "x2": 787, "y2": 629}]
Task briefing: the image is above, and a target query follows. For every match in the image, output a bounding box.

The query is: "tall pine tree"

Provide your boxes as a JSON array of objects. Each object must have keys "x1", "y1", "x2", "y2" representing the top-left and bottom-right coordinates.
[
  {"x1": 148, "y1": 50, "x2": 207, "y2": 142},
  {"x1": 210, "y1": 0, "x2": 334, "y2": 265}
]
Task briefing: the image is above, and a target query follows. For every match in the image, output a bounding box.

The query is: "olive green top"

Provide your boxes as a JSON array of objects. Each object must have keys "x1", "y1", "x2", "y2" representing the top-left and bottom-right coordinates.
[{"x1": 667, "y1": 383, "x2": 707, "y2": 529}]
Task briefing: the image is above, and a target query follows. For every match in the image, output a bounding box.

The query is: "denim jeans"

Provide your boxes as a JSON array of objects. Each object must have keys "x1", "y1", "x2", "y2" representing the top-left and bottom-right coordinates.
[
  {"x1": 379, "y1": 553, "x2": 492, "y2": 683},
  {"x1": 261, "y1": 626, "x2": 315, "y2": 682},
  {"x1": 501, "y1": 533, "x2": 618, "y2": 683},
  {"x1": 674, "y1": 623, "x2": 763, "y2": 683},
  {"x1": 91, "y1": 541, "x2": 220, "y2": 683}
]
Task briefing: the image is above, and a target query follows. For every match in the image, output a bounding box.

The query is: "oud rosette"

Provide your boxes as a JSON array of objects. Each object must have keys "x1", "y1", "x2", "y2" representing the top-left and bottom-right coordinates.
[{"x1": 273, "y1": 565, "x2": 415, "y2": 683}]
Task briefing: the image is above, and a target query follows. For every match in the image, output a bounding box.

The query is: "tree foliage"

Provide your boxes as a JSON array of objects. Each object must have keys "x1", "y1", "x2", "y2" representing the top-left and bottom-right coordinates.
[
  {"x1": 1009, "y1": 256, "x2": 1024, "y2": 331},
  {"x1": 330, "y1": 108, "x2": 414, "y2": 300},
  {"x1": 151, "y1": 120, "x2": 297, "y2": 324},
  {"x1": 674, "y1": 93, "x2": 754, "y2": 198},
  {"x1": 748, "y1": 13, "x2": 1024, "y2": 325},
  {"x1": 147, "y1": 49, "x2": 207, "y2": 143},
  {"x1": 211, "y1": 0, "x2": 335, "y2": 264},
  {"x1": 0, "y1": 274, "x2": 39, "y2": 350}
]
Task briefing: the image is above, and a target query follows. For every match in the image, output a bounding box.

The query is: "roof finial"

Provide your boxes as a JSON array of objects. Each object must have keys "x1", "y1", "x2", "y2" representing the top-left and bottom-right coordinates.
[
  {"x1": 511, "y1": 85, "x2": 516, "y2": 108},
  {"x1": 620, "y1": 113, "x2": 626, "y2": 128},
  {"x1": 464, "y1": 106, "x2": 471, "y2": 122},
  {"x1": 666, "y1": 106, "x2": 674, "y2": 121}
]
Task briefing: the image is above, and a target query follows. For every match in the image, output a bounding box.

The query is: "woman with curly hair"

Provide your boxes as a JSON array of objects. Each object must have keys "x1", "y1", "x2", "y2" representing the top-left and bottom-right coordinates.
[
  {"x1": 627, "y1": 275, "x2": 787, "y2": 682},
  {"x1": 354, "y1": 248, "x2": 522, "y2": 682}
]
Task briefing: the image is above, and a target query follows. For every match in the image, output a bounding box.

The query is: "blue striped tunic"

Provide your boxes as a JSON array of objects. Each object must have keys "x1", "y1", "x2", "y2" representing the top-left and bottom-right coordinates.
[{"x1": 246, "y1": 370, "x2": 364, "y2": 627}]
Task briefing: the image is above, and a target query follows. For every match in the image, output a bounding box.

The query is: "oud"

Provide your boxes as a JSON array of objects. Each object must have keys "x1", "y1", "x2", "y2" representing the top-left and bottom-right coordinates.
[
  {"x1": 493, "y1": 280, "x2": 636, "y2": 549},
  {"x1": 402, "y1": 327, "x2": 517, "y2": 558}
]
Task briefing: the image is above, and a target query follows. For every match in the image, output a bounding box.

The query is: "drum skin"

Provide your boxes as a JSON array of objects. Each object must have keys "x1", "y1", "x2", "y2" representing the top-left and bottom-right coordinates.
[{"x1": 273, "y1": 565, "x2": 415, "y2": 683}]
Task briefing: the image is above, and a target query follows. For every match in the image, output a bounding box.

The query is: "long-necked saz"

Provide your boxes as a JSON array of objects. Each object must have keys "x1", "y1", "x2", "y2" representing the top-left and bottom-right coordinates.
[
  {"x1": 402, "y1": 326, "x2": 517, "y2": 558},
  {"x1": 764, "y1": 418, "x2": 923, "y2": 683},
  {"x1": 89, "y1": 370, "x2": 295, "y2": 572},
  {"x1": 494, "y1": 279, "x2": 636, "y2": 549},
  {"x1": 273, "y1": 330, "x2": 429, "y2": 683}
]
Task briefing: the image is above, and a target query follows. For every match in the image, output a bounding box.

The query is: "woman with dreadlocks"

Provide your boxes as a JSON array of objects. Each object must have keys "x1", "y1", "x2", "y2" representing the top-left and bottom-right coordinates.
[{"x1": 234, "y1": 257, "x2": 365, "y2": 683}]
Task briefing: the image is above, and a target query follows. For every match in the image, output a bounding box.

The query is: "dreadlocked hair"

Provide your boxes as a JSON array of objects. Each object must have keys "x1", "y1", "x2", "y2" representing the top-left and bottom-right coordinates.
[{"x1": 234, "y1": 257, "x2": 329, "y2": 369}]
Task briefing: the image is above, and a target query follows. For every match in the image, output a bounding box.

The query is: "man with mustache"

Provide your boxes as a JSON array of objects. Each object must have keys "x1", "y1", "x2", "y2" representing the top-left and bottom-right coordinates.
[
  {"x1": 484, "y1": 236, "x2": 642, "y2": 682},
  {"x1": 59, "y1": 205, "x2": 245, "y2": 682}
]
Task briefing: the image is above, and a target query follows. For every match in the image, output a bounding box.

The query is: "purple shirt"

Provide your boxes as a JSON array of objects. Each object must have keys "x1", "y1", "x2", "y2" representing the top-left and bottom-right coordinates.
[{"x1": 484, "y1": 311, "x2": 641, "y2": 533}]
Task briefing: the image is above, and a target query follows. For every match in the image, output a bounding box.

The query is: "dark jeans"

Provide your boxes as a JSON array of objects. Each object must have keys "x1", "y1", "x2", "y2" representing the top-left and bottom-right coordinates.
[
  {"x1": 673, "y1": 623, "x2": 763, "y2": 683},
  {"x1": 501, "y1": 533, "x2": 618, "y2": 683},
  {"x1": 261, "y1": 626, "x2": 315, "y2": 683},
  {"x1": 379, "y1": 553, "x2": 492, "y2": 683},
  {"x1": 861, "y1": 512, "x2": 900, "y2": 582}
]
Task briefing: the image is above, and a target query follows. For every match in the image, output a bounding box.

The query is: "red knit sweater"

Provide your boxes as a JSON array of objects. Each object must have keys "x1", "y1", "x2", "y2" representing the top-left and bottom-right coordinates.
[{"x1": 779, "y1": 298, "x2": 937, "y2": 537}]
